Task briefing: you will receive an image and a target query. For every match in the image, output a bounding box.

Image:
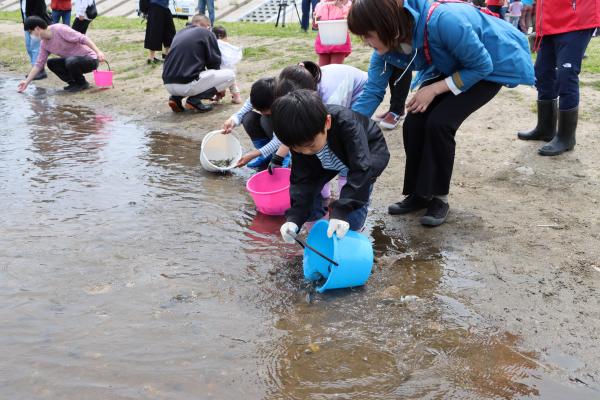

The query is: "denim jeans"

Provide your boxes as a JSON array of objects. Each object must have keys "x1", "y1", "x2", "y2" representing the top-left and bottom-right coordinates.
[
  {"x1": 52, "y1": 10, "x2": 71, "y2": 25},
  {"x1": 197, "y1": 0, "x2": 215, "y2": 26},
  {"x1": 24, "y1": 31, "x2": 40, "y2": 66},
  {"x1": 535, "y1": 29, "x2": 594, "y2": 110},
  {"x1": 308, "y1": 183, "x2": 373, "y2": 231},
  {"x1": 301, "y1": 0, "x2": 319, "y2": 31}
]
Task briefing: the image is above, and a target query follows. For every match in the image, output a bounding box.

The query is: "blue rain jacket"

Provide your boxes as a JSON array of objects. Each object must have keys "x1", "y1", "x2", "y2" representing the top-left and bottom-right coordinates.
[{"x1": 352, "y1": 0, "x2": 535, "y2": 117}]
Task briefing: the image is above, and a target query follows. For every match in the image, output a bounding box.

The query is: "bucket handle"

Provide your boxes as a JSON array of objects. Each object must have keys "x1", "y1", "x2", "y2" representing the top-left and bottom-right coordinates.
[
  {"x1": 96, "y1": 60, "x2": 114, "y2": 88},
  {"x1": 288, "y1": 230, "x2": 339, "y2": 266}
]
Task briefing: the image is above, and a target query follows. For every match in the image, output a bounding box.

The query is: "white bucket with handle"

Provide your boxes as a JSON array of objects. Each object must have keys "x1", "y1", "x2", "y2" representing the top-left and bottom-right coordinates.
[
  {"x1": 317, "y1": 19, "x2": 348, "y2": 45},
  {"x1": 200, "y1": 130, "x2": 242, "y2": 173}
]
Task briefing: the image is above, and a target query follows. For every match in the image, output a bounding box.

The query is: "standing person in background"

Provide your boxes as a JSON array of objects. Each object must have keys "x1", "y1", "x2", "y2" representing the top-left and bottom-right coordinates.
[
  {"x1": 72, "y1": 0, "x2": 95, "y2": 34},
  {"x1": 517, "y1": 0, "x2": 599, "y2": 156},
  {"x1": 313, "y1": 0, "x2": 352, "y2": 66},
  {"x1": 19, "y1": 0, "x2": 51, "y2": 80},
  {"x1": 51, "y1": 0, "x2": 71, "y2": 25},
  {"x1": 197, "y1": 0, "x2": 215, "y2": 26},
  {"x1": 144, "y1": 0, "x2": 176, "y2": 64},
  {"x1": 508, "y1": 0, "x2": 522, "y2": 28},
  {"x1": 301, "y1": 0, "x2": 319, "y2": 32},
  {"x1": 519, "y1": 0, "x2": 533, "y2": 33}
]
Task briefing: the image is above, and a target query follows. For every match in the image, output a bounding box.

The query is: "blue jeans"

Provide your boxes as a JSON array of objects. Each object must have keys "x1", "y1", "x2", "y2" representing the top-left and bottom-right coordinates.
[
  {"x1": 52, "y1": 10, "x2": 71, "y2": 25},
  {"x1": 24, "y1": 31, "x2": 40, "y2": 66},
  {"x1": 301, "y1": 0, "x2": 319, "y2": 30},
  {"x1": 197, "y1": 0, "x2": 215, "y2": 26},
  {"x1": 535, "y1": 29, "x2": 594, "y2": 110},
  {"x1": 308, "y1": 183, "x2": 373, "y2": 231}
]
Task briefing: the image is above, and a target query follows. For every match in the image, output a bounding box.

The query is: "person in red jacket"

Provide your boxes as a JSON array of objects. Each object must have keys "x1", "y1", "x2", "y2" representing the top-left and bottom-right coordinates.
[
  {"x1": 518, "y1": 0, "x2": 600, "y2": 156},
  {"x1": 51, "y1": 0, "x2": 71, "y2": 25}
]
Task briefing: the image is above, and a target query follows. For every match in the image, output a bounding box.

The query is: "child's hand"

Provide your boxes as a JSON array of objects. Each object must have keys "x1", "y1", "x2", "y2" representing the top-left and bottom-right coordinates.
[
  {"x1": 222, "y1": 117, "x2": 236, "y2": 134},
  {"x1": 235, "y1": 150, "x2": 261, "y2": 167},
  {"x1": 280, "y1": 222, "x2": 299, "y2": 243},
  {"x1": 327, "y1": 219, "x2": 349, "y2": 239},
  {"x1": 267, "y1": 154, "x2": 284, "y2": 175}
]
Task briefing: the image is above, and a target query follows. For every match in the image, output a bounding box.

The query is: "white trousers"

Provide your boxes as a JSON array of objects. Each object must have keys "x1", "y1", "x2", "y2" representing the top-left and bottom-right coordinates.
[{"x1": 165, "y1": 69, "x2": 235, "y2": 97}]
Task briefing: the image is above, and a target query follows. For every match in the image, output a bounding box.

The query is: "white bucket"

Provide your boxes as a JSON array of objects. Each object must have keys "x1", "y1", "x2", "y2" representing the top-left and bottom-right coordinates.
[
  {"x1": 317, "y1": 19, "x2": 348, "y2": 45},
  {"x1": 200, "y1": 130, "x2": 242, "y2": 173}
]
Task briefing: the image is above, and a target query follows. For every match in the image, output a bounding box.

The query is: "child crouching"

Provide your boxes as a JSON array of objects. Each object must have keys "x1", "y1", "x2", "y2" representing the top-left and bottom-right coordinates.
[{"x1": 272, "y1": 89, "x2": 390, "y2": 241}]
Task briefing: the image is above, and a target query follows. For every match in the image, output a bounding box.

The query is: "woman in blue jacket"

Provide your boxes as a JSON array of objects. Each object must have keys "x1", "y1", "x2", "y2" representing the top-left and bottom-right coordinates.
[{"x1": 348, "y1": 0, "x2": 534, "y2": 227}]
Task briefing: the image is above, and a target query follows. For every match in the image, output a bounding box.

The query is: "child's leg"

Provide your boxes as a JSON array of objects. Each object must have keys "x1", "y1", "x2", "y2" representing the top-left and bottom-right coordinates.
[
  {"x1": 345, "y1": 184, "x2": 373, "y2": 231},
  {"x1": 229, "y1": 81, "x2": 242, "y2": 104},
  {"x1": 318, "y1": 53, "x2": 331, "y2": 66},
  {"x1": 329, "y1": 53, "x2": 347, "y2": 64}
]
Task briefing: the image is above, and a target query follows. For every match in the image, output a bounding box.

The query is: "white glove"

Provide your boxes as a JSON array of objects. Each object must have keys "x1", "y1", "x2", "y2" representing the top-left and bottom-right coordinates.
[
  {"x1": 280, "y1": 222, "x2": 299, "y2": 244},
  {"x1": 327, "y1": 219, "x2": 350, "y2": 239}
]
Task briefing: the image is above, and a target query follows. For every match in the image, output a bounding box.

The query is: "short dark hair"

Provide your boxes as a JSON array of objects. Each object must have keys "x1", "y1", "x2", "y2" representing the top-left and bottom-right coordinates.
[
  {"x1": 271, "y1": 89, "x2": 328, "y2": 148},
  {"x1": 250, "y1": 77, "x2": 276, "y2": 112},
  {"x1": 348, "y1": 0, "x2": 414, "y2": 50},
  {"x1": 212, "y1": 25, "x2": 227, "y2": 39},
  {"x1": 24, "y1": 16, "x2": 48, "y2": 31},
  {"x1": 277, "y1": 62, "x2": 320, "y2": 95}
]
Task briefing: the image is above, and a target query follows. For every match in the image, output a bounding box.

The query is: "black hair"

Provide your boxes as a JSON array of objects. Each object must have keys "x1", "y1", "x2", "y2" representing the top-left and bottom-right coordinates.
[
  {"x1": 24, "y1": 16, "x2": 48, "y2": 31},
  {"x1": 271, "y1": 89, "x2": 328, "y2": 148},
  {"x1": 276, "y1": 61, "x2": 322, "y2": 98},
  {"x1": 250, "y1": 77, "x2": 276, "y2": 112},
  {"x1": 212, "y1": 25, "x2": 227, "y2": 39}
]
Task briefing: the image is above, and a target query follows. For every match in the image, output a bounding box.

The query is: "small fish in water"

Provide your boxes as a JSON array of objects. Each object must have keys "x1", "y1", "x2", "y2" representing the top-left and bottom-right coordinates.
[{"x1": 209, "y1": 158, "x2": 233, "y2": 168}]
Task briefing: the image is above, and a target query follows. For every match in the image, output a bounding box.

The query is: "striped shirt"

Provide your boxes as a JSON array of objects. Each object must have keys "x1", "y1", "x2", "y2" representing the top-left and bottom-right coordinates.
[{"x1": 315, "y1": 143, "x2": 348, "y2": 176}]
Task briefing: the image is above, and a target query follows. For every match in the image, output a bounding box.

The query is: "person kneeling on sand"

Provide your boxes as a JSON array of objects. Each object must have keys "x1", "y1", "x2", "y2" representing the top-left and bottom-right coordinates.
[
  {"x1": 162, "y1": 14, "x2": 235, "y2": 113},
  {"x1": 18, "y1": 16, "x2": 105, "y2": 93}
]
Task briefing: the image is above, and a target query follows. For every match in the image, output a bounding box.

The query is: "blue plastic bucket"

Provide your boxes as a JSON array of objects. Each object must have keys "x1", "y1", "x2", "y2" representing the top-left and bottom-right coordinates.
[{"x1": 302, "y1": 220, "x2": 373, "y2": 293}]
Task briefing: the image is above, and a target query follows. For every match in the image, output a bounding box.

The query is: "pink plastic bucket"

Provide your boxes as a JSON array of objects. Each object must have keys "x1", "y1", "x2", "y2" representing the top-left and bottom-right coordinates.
[
  {"x1": 246, "y1": 168, "x2": 291, "y2": 216},
  {"x1": 93, "y1": 61, "x2": 113, "y2": 88}
]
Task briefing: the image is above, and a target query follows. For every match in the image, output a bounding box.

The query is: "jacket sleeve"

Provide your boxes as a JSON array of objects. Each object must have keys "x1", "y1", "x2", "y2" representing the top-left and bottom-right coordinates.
[
  {"x1": 285, "y1": 154, "x2": 322, "y2": 228},
  {"x1": 351, "y1": 51, "x2": 392, "y2": 118},
  {"x1": 205, "y1": 34, "x2": 222, "y2": 70},
  {"x1": 432, "y1": 11, "x2": 494, "y2": 94},
  {"x1": 329, "y1": 112, "x2": 374, "y2": 222}
]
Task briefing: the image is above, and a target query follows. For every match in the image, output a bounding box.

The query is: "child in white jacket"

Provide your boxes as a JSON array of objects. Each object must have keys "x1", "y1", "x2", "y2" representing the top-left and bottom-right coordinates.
[{"x1": 212, "y1": 26, "x2": 242, "y2": 104}]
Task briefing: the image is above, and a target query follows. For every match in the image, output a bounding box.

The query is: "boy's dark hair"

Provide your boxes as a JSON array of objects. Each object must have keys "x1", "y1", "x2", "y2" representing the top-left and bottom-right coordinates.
[
  {"x1": 277, "y1": 61, "x2": 321, "y2": 96},
  {"x1": 24, "y1": 16, "x2": 48, "y2": 31},
  {"x1": 347, "y1": 0, "x2": 414, "y2": 50},
  {"x1": 212, "y1": 25, "x2": 227, "y2": 39},
  {"x1": 271, "y1": 89, "x2": 328, "y2": 148},
  {"x1": 250, "y1": 77, "x2": 276, "y2": 112}
]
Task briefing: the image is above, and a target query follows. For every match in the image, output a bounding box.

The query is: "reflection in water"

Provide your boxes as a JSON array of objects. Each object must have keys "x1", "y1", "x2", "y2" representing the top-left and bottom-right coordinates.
[{"x1": 1, "y1": 76, "x2": 596, "y2": 400}]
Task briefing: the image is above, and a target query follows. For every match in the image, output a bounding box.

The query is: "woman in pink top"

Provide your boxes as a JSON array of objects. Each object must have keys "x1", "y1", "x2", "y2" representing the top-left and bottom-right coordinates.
[
  {"x1": 314, "y1": 0, "x2": 352, "y2": 66},
  {"x1": 18, "y1": 16, "x2": 105, "y2": 93}
]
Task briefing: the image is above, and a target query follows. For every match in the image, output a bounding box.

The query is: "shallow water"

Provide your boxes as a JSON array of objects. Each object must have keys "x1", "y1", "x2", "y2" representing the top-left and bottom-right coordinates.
[{"x1": 1, "y1": 77, "x2": 597, "y2": 399}]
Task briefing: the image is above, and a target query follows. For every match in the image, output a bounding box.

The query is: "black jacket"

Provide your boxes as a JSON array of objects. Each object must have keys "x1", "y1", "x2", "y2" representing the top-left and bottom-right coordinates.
[
  {"x1": 286, "y1": 105, "x2": 390, "y2": 227},
  {"x1": 20, "y1": 0, "x2": 52, "y2": 27},
  {"x1": 162, "y1": 26, "x2": 222, "y2": 85}
]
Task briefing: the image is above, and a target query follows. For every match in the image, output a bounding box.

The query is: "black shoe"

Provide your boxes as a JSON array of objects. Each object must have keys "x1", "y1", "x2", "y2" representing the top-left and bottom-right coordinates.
[
  {"x1": 185, "y1": 97, "x2": 213, "y2": 112},
  {"x1": 517, "y1": 99, "x2": 557, "y2": 141},
  {"x1": 33, "y1": 69, "x2": 47, "y2": 80},
  {"x1": 420, "y1": 198, "x2": 449, "y2": 227},
  {"x1": 388, "y1": 195, "x2": 430, "y2": 215},
  {"x1": 147, "y1": 58, "x2": 163, "y2": 65},
  {"x1": 64, "y1": 81, "x2": 90, "y2": 92},
  {"x1": 63, "y1": 81, "x2": 77, "y2": 90},
  {"x1": 196, "y1": 88, "x2": 218, "y2": 100},
  {"x1": 538, "y1": 107, "x2": 578, "y2": 156},
  {"x1": 168, "y1": 96, "x2": 185, "y2": 113}
]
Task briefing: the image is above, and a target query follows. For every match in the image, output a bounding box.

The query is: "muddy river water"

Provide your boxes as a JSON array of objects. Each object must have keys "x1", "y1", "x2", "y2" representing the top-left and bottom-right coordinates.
[{"x1": 1, "y1": 77, "x2": 597, "y2": 399}]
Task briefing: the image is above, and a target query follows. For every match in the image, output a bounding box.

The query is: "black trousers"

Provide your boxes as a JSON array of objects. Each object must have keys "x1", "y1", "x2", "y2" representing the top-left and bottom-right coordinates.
[
  {"x1": 47, "y1": 56, "x2": 98, "y2": 84},
  {"x1": 144, "y1": 4, "x2": 176, "y2": 51},
  {"x1": 389, "y1": 66, "x2": 412, "y2": 115},
  {"x1": 241, "y1": 111, "x2": 273, "y2": 141},
  {"x1": 402, "y1": 79, "x2": 501, "y2": 197},
  {"x1": 72, "y1": 18, "x2": 91, "y2": 34}
]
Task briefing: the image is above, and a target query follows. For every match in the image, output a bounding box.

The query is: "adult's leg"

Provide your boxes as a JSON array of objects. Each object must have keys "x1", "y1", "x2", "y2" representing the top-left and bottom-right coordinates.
[
  {"x1": 63, "y1": 10, "x2": 71, "y2": 25},
  {"x1": 207, "y1": 0, "x2": 215, "y2": 25},
  {"x1": 162, "y1": 8, "x2": 176, "y2": 52},
  {"x1": 185, "y1": 69, "x2": 236, "y2": 98},
  {"x1": 310, "y1": 0, "x2": 319, "y2": 27},
  {"x1": 318, "y1": 53, "x2": 331, "y2": 66},
  {"x1": 301, "y1": 0, "x2": 310, "y2": 30},
  {"x1": 389, "y1": 66, "x2": 411, "y2": 116},
  {"x1": 144, "y1": 5, "x2": 164, "y2": 56},
  {"x1": 408, "y1": 81, "x2": 501, "y2": 197},
  {"x1": 46, "y1": 58, "x2": 71, "y2": 82},
  {"x1": 51, "y1": 10, "x2": 61, "y2": 24},
  {"x1": 64, "y1": 56, "x2": 98, "y2": 83},
  {"x1": 72, "y1": 18, "x2": 91, "y2": 34},
  {"x1": 539, "y1": 29, "x2": 594, "y2": 156},
  {"x1": 24, "y1": 31, "x2": 36, "y2": 65},
  {"x1": 198, "y1": 0, "x2": 207, "y2": 14}
]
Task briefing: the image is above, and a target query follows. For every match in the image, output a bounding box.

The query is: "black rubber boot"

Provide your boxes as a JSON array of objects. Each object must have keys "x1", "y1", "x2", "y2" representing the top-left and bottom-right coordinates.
[
  {"x1": 538, "y1": 107, "x2": 578, "y2": 156},
  {"x1": 518, "y1": 99, "x2": 557, "y2": 141}
]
